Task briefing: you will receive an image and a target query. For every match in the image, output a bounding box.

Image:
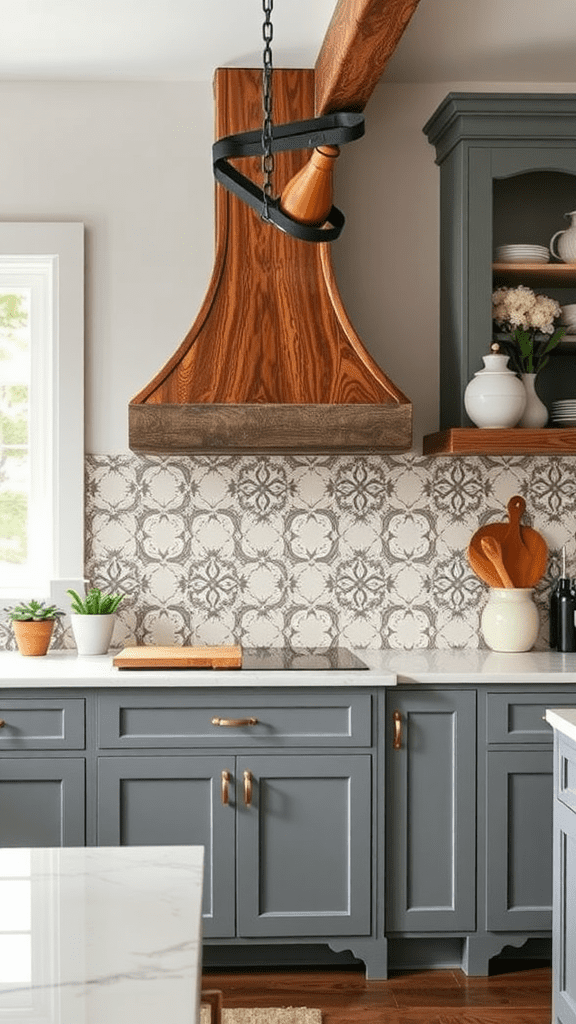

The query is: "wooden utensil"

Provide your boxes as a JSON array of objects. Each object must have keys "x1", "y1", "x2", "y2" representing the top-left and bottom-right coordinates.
[
  {"x1": 480, "y1": 536, "x2": 514, "y2": 588},
  {"x1": 468, "y1": 495, "x2": 548, "y2": 588}
]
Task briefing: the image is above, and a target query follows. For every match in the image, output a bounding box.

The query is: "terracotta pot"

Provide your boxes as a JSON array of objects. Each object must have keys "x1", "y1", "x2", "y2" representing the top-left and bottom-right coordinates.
[{"x1": 12, "y1": 619, "x2": 55, "y2": 656}]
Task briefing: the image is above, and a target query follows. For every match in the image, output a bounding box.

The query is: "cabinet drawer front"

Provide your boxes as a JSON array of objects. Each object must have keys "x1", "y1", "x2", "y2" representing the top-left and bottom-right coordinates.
[
  {"x1": 0, "y1": 698, "x2": 85, "y2": 749},
  {"x1": 98, "y1": 692, "x2": 372, "y2": 748},
  {"x1": 486, "y1": 691, "x2": 576, "y2": 744}
]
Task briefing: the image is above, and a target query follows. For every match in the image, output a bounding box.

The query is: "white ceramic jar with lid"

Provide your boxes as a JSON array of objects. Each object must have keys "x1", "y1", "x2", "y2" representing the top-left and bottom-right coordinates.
[{"x1": 464, "y1": 343, "x2": 526, "y2": 428}]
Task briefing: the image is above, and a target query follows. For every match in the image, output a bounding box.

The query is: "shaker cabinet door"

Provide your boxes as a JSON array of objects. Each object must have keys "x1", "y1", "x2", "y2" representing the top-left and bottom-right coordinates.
[
  {"x1": 486, "y1": 748, "x2": 553, "y2": 931},
  {"x1": 96, "y1": 755, "x2": 236, "y2": 937},
  {"x1": 236, "y1": 754, "x2": 372, "y2": 938},
  {"x1": 0, "y1": 757, "x2": 85, "y2": 847},
  {"x1": 386, "y1": 689, "x2": 476, "y2": 933}
]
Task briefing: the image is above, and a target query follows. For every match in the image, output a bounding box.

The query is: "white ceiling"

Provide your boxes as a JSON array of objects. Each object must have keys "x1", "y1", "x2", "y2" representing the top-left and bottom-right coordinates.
[{"x1": 0, "y1": 0, "x2": 575, "y2": 83}]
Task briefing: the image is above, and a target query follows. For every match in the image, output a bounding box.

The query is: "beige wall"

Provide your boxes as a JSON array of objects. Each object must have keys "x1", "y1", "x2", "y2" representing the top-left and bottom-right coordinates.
[{"x1": 1, "y1": 78, "x2": 574, "y2": 452}]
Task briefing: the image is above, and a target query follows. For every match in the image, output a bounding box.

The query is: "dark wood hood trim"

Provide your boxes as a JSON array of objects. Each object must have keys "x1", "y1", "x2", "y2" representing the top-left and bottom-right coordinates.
[{"x1": 129, "y1": 402, "x2": 412, "y2": 455}]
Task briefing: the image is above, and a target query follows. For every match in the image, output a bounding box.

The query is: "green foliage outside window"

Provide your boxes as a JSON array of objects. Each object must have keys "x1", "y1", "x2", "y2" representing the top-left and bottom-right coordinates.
[{"x1": 0, "y1": 292, "x2": 29, "y2": 568}]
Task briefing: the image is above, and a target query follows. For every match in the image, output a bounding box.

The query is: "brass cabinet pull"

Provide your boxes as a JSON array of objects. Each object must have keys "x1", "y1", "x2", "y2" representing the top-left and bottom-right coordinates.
[
  {"x1": 243, "y1": 770, "x2": 253, "y2": 806},
  {"x1": 221, "y1": 769, "x2": 232, "y2": 805},
  {"x1": 211, "y1": 716, "x2": 258, "y2": 727},
  {"x1": 393, "y1": 710, "x2": 402, "y2": 750},
  {"x1": 0, "y1": 720, "x2": 5, "y2": 728}
]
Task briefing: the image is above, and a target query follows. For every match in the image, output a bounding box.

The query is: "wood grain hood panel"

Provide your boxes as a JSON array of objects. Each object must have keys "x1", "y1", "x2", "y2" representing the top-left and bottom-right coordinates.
[{"x1": 129, "y1": 1, "x2": 418, "y2": 454}]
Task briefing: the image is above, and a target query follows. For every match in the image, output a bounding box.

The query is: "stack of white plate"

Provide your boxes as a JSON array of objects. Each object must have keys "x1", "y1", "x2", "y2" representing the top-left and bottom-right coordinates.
[
  {"x1": 560, "y1": 304, "x2": 576, "y2": 335},
  {"x1": 494, "y1": 244, "x2": 550, "y2": 264},
  {"x1": 551, "y1": 400, "x2": 576, "y2": 427}
]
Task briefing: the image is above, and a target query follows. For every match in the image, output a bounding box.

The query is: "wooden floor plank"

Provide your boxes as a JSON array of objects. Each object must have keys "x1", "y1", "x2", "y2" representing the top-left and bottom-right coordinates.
[{"x1": 202, "y1": 966, "x2": 551, "y2": 1024}]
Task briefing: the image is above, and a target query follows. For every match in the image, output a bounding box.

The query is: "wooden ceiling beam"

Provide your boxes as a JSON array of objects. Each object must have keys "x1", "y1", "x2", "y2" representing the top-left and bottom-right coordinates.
[{"x1": 315, "y1": 0, "x2": 422, "y2": 115}]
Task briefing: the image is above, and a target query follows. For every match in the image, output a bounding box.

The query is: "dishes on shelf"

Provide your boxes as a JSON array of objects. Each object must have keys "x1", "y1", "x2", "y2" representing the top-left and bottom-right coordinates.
[
  {"x1": 551, "y1": 400, "x2": 576, "y2": 427},
  {"x1": 494, "y1": 244, "x2": 550, "y2": 264},
  {"x1": 560, "y1": 304, "x2": 576, "y2": 334}
]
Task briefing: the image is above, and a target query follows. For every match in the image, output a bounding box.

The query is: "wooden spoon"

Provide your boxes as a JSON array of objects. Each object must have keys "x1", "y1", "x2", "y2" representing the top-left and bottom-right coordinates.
[
  {"x1": 480, "y1": 536, "x2": 515, "y2": 588},
  {"x1": 468, "y1": 495, "x2": 548, "y2": 588}
]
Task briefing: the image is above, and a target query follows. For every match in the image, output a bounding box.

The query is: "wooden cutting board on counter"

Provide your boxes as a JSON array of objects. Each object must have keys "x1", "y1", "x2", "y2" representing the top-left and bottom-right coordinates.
[{"x1": 113, "y1": 645, "x2": 242, "y2": 669}]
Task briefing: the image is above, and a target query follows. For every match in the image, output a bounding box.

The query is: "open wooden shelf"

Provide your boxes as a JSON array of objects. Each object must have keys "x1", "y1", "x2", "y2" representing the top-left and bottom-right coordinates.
[
  {"x1": 493, "y1": 262, "x2": 576, "y2": 287},
  {"x1": 423, "y1": 427, "x2": 576, "y2": 456}
]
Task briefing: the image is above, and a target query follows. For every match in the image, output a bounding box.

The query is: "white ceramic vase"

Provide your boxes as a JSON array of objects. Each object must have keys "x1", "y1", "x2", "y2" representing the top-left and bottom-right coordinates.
[
  {"x1": 518, "y1": 373, "x2": 548, "y2": 428},
  {"x1": 464, "y1": 351, "x2": 526, "y2": 428},
  {"x1": 71, "y1": 613, "x2": 116, "y2": 656},
  {"x1": 481, "y1": 588, "x2": 539, "y2": 652}
]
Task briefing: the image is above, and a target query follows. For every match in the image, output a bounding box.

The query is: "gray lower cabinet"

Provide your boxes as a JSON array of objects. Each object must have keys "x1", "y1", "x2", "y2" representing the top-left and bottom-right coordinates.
[
  {"x1": 0, "y1": 758, "x2": 85, "y2": 847},
  {"x1": 96, "y1": 751, "x2": 371, "y2": 941},
  {"x1": 486, "y1": 749, "x2": 553, "y2": 932},
  {"x1": 0, "y1": 695, "x2": 86, "y2": 847},
  {"x1": 484, "y1": 691, "x2": 576, "y2": 937},
  {"x1": 97, "y1": 755, "x2": 236, "y2": 936},
  {"x1": 552, "y1": 730, "x2": 576, "y2": 1024},
  {"x1": 385, "y1": 689, "x2": 476, "y2": 932},
  {"x1": 386, "y1": 685, "x2": 576, "y2": 975},
  {"x1": 235, "y1": 754, "x2": 371, "y2": 938}
]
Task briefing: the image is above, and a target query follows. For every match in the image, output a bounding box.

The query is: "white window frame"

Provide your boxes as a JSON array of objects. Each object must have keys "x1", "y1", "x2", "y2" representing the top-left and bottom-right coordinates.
[{"x1": 0, "y1": 223, "x2": 85, "y2": 611}]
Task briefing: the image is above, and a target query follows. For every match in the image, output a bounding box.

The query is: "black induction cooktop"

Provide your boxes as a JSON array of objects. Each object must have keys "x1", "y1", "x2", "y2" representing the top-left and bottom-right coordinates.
[{"x1": 241, "y1": 647, "x2": 369, "y2": 670}]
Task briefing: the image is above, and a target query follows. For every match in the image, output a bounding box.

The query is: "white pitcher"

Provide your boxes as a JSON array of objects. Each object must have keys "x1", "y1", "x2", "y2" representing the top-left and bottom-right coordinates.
[{"x1": 550, "y1": 210, "x2": 576, "y2": 263}]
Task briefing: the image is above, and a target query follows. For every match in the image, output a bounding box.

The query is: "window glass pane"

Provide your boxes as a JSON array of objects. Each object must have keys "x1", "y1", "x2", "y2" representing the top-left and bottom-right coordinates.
[
  {"x1": 0, "y1": 935, "x2": 31, "y2": 984},
  {"x1": 0, "y1": 848, "x2": 31, "y2": 876},
  {"x1": 0, "y1": 289, "x2": 30, "y2": 585},
  {"x1": 0, "y1": 880, "x2": 31, "y2": 930}
]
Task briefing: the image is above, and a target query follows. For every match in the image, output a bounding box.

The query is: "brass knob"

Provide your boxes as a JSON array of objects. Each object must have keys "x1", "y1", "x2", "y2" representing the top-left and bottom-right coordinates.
[
  {"x1": 211, "y1": 717, "x2": 258, "y2": 727},
  {"x1": 0, "y1": 719, "x2": 5, "y2": 728},
  {"x1": 393, "y1": 710, "x2": 402, "y2": 750},
  {"x1": 221, "y1": 770, "x2": 232, "y2": 806},
  {"x1": 243, "y1": 770, "x2": 253, "y2": 807}
]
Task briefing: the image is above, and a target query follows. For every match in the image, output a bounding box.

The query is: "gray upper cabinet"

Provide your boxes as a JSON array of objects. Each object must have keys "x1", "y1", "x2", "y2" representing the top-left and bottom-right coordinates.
[{"x1": 423, "y1": 93, "x2": 576, "y2": 433}]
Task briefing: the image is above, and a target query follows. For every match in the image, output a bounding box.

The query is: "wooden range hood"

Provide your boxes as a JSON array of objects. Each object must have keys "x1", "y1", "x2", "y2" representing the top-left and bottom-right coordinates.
[{"x1": 129, "y1": 0, "x2": 419, "y2": 455}]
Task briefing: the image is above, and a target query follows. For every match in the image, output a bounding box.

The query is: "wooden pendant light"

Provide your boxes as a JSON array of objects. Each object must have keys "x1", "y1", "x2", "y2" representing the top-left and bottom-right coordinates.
[
  {"x1": 128, "y1": 0, "x2": 421, "y2": 455},
  {"x1": 280, "y1": 145, "x2": 340, "y2": 226}
]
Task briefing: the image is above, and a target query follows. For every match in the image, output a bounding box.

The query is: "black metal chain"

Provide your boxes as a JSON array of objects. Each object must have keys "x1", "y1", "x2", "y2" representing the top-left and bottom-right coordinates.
[{"x1": 261, "y1": 0, "x2": 275, "y2": 221}]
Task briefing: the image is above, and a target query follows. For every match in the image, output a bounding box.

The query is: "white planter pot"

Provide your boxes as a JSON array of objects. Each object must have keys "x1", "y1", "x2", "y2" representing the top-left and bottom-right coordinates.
[{"x1": 71, "y1": 613, "x2": 116, "y2": 656}]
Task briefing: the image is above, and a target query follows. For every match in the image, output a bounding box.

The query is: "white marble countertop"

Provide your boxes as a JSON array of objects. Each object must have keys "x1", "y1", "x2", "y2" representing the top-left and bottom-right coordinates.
[
  {"x1": 546, "y1": 707, "x2": 576, "y2": 743},
  {"x1": 5, "y1": 647, "x2": 576, "y2": 686},
  {"x1": 0, "y1": 648, "x2": 397, "y2": 687},
  {"x1": 0, "y1": 844, "x2": 204, "y2": 1024}
]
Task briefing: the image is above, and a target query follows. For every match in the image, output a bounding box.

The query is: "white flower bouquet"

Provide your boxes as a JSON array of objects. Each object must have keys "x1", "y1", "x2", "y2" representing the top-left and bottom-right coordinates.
[{"x1": 492, "y1": 285, "x2": 566, "y2": 375}]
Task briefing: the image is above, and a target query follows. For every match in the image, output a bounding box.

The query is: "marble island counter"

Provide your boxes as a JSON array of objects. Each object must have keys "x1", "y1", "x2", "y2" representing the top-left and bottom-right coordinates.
[
  {"x1": 4, "y1": 647, "x2": 576, "y2": 686},
  {"x1": 0, "y1": 845, "x2": 204, "y2": 1024}
]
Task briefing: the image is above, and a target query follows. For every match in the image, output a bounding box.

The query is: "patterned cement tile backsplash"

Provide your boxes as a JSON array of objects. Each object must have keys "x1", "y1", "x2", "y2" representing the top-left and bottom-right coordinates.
[{"x1": 3, "y1": 453, "x2": 576, "y2": 652}]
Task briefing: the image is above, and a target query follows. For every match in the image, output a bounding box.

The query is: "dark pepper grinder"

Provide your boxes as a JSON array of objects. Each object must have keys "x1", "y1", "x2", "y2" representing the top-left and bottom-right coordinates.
[{"x1": 556, "y1": 549, "x2": 576, "y2": 652}]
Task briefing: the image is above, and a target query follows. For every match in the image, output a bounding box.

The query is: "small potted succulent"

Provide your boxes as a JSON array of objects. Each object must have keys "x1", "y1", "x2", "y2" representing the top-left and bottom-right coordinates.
[
  {"x1": 7, "y1": 599, "x2": 64, "y2": 656},
  {"x1": 67, "y1": 587, "x2": 124, "y2": 656}
]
